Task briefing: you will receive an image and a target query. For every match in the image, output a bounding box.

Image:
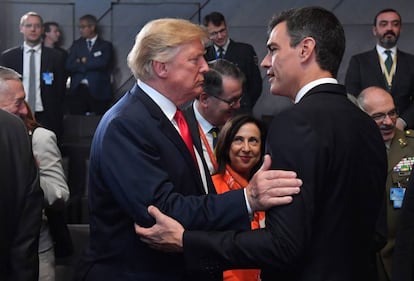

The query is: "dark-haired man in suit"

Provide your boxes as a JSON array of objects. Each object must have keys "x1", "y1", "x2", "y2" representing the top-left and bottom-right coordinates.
[
  {"x1": 0, "y1": 11, "x2": 66, "y2": 141},
  {"x1": 136, "y1": 6, "x2": 387, "y2": 281},
  {"x1": 203, "y1": 12, "x2": 262, "y2": 113},
  {"x1": 66, "y1": 14, "x2": 113, "y2": 115},
  {"x1": 184, "y1": 59, "x2": 244, "y2": 174},
  {"x1": 345, "y1": 8, "x2": 414, "y2": 130}
]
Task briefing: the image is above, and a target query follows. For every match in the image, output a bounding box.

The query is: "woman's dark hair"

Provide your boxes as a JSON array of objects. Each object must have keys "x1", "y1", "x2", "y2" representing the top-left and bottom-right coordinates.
[
  {"x1": 215, "y1": 114, "x2": 266, "y2": 178},
  {"x1": 22, "y1": 101, "x2": 40, "y2": 132}
]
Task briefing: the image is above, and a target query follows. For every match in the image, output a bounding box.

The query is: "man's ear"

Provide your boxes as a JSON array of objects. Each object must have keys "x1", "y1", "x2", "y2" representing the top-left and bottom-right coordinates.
[
  {"x1": 152, "y1": 60, "x2": 168, "y2": 78},
  {"x1": 199, "y1": 92, "x2": 209, "y2": 105},
  {"x1": 372, "y1": 26, "x2": 378, "y2": 37},
  {"x1": 299, "y1": 37, "x2": 316, "y2": 61}
]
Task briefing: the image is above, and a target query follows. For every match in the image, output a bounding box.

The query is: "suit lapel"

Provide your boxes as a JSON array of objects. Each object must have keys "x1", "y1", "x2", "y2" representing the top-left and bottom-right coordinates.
[
  {"x1": 40, "y1": 46, "x2": 49, "y2": 73},
  {"x1": 205, "y1": 46, "x2": 216, "y2": 62},
  {"x1": 183, "y1": 105, "x2": 203, "y2": 153},
  {"x1": 133, "y1": 85, "x2": 205, "y2": 190},
  {"x1": 369, "y1": 49, "x2": 389, "y2": 89},
  {"x1": 183, "y1": 104, "x2": 217, "y2": 194},
  {"x1": 15, "y1": 47, "x2": 24, "y2": 74},
  {"x1": 392, "y1": 50, "x2": 405, "y2": 92}
]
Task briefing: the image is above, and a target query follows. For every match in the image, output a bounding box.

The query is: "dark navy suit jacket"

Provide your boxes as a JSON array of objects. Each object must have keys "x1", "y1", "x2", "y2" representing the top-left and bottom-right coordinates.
[
  {"x1": 66, "y1": 37, "x2": 113, "y2": 101},
  {"x1": 75, "y1": 84, "x2": 250, "y2": 281}
]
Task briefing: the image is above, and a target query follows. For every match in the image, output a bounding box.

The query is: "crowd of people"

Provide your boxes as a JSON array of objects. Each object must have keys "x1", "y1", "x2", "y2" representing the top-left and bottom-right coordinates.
[{"x1": 1, "y1": 5, "x2": 414, "y2": 281}]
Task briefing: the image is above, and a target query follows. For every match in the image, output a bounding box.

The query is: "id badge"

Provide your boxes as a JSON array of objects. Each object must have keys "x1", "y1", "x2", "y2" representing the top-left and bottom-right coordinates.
[
  {"x1": 390, "y1": 187, "x2": 406, "y2": 209},
  {"x1": 42, "y1": 72, "x2": 54, "y2": 85}
]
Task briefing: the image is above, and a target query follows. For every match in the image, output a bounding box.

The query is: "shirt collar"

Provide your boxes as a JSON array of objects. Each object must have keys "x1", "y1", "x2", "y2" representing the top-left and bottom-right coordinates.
[
  {"x1": 376, "y1": 44, "x2": 397, "y2": 56},
  {"x1": 294, "y1": 78, "x2": 338, "y2": 103},
  {"x1": 87, "y1": 35, "x2": 98, "y2": 45},
  {"x1": 193, "y1": 100, "x2": 214, "y2": 134},
  {"x1": 23, "y1": 42, "x2": 41, "y2": 53},
  {"x1": 137, "y1": 79, "x2": 177, "y2": 121},
  {"x1": 214, "y1": 39, "x2": 230, "y2": 53}
]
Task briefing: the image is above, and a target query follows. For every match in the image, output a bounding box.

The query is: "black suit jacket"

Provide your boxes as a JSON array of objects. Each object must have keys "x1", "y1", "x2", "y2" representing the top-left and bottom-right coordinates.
[
  {"x1": 205, "y1": 39, "x2": 262, "y2": 111},
  {"x1": 0, "y1": 45, "x2": 65, "y2": 138},
  {"x1": 183, "y1": 83, "x2": 387, "y2": 281},
  {"x1": 75, "y1": 83, "x2": 250, "y2": 281},
  {"x1": 0, "y1": 110, "x2": 43, "y2": 281},
  {"x1": 345, "y1": 48, "x2": 414, "y2": 128}
]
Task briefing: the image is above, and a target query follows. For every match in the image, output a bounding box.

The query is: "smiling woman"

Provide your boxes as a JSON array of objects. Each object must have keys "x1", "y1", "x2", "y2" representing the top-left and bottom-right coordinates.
[{"x1": 212, "y1": 114, "x2": 266, "y2": 281}]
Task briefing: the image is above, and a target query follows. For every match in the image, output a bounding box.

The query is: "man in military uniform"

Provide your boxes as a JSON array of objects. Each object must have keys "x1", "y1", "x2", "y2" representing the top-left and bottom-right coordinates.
[{"x1": 358, "y1": 86, "x2": 414, "y2": 281}]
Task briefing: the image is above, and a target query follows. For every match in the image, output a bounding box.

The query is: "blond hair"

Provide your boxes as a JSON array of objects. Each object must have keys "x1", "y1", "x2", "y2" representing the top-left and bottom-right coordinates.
[
  {"x1": 20, "y1": 11, "x2": 43, "y2": 26},
  {"x1": 127, "y1": 18, "x2": 209, "y2": 80}
]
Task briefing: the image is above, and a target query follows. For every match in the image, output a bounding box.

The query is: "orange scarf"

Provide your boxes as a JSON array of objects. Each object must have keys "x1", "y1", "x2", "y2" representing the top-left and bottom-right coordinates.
[{"x1": 212, "y1": 165, "x2": 265, "y2": 281}]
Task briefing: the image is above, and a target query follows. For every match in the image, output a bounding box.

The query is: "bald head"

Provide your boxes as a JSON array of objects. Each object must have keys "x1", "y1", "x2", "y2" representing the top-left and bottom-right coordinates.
[{"x1": 358, "y1": 86, "x2": 397, "y2": 142}]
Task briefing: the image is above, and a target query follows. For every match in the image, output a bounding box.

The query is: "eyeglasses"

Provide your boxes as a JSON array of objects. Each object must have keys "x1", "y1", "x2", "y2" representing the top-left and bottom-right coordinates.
[
  {"x1": 23, "y1": 23, "x2": 42, "y2": 29},
  {"x1": 370, "y1": 109, "x2": 398, "y2": 122},
  {"x1": 211, "y1": 95, "x2": 241, "y2": 107},
  {"x1": 209, "y1": 28, "x2": 227, "y2": 38}
]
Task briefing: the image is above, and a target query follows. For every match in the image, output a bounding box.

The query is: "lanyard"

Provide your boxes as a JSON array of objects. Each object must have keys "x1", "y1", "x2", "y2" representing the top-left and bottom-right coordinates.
[
  {"x1": 379, "y1": 53, "x2": 396, "y2": 89},
  {"x1": 197, "y1": 123, "x2": 218, "y2": 172}
]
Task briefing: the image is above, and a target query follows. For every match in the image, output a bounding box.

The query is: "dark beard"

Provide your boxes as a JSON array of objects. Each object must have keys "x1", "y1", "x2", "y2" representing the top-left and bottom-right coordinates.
[{"x1": 380, "y1": 31, "x2": 399, "y2": 48}]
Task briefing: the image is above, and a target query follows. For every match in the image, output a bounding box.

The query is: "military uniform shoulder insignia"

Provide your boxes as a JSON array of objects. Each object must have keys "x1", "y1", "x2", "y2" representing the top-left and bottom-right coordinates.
[
  {"x1": 405, "y1": 129, "x2": 414, "y2": 137},
  {"x1": 399, "y1": 137, "x2": 408, "y2": 147},
  {"x1": 400, "y1": 130, "x2": 414, "y2": 147}
]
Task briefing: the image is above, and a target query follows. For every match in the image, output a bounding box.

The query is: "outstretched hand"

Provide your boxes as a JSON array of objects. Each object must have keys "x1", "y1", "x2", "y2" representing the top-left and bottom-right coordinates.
[
  {"x1": 246, "y1": 155, "x2": 302, "y2": 211},
  {"x1": 135, "y1": 205, "x2": 184, "y2": 252}
]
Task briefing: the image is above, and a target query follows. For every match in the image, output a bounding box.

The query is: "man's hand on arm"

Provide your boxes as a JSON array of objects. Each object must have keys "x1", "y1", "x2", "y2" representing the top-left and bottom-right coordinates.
[
  {"x1": 135, "y1": 205, "x2": 184, "y2": 253},
  {"x1": 246, "y1": 155, "x2": 302, "y2": 211},
  {"x1": 135, "y1": 155, "x2": 302, "y2": 252}
]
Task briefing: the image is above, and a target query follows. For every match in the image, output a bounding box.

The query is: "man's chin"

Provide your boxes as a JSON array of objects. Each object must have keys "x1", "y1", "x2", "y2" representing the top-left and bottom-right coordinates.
[
  {"x1": 381, "y1": 38, "x2": 397, "y2": 49},
  {"x1": 381, "y1": 131, "x2": 395, "y2": 141}
]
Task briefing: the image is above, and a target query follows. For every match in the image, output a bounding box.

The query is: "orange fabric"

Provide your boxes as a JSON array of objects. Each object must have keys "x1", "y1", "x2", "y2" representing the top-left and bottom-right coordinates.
[{"x1": 212, "y1": 164, "x2": 264, "y2": 281}]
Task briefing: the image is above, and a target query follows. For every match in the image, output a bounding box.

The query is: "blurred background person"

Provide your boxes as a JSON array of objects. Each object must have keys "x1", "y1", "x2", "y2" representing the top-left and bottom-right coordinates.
[
  {"x1": 0, "y1": 11, "x2": 66, "y2": 141},
  {"x1": 213, "y1": 114, "x2": 266, "y2": 281},
  {"x1": 345, "y1": 8, "x2": 414, "y2": 130},
  {"x1": 42, "y1": 21, "x2": 67, "y2": 57},
  {"x1": 66, "y1": 14, "x2": 113, "y2": 115},
  {"x1": 203, "y1": 11, "x2": 262, "y2": 114}
]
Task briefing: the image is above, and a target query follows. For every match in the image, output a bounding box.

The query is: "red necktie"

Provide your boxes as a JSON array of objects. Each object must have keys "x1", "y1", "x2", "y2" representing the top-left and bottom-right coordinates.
[{"x1": 174, "y1": 109, "x2": 197, "y2": 164}]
